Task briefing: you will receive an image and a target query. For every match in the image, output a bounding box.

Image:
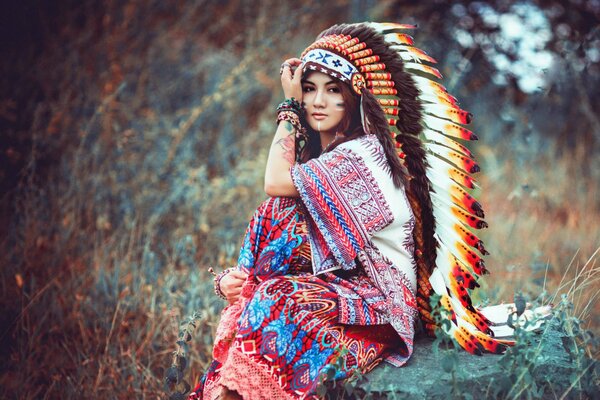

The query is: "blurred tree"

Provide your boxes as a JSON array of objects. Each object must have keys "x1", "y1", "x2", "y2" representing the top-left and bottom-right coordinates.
[
  {"x1": 386, "y1": 0, "x2": 599, "y2": 149},
  {"x1": 1, "y1": 0, "x2": 598, "y2": 201}
]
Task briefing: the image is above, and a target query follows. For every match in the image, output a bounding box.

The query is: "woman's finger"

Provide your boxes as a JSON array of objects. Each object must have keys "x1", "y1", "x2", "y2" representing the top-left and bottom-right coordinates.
[
  {"x1": 219, "y1": 274, "x2": 243, "y2": 296},
  {"x1": 229, "y1": 270, "x2": 248, "y2": 279},
  {"x1": 226, "y1": 289, "x2": 242, "y2": 298},
  {"x1": 292, "y1": 62, "x2": 303, "y2": 83},
  {"x1": 222, "y1": 280, "x2": 239, "y2": 290},
  {"x1": 222, "y1": 279, "x2": 243, "y2": 291},
  {"x1": 280, "y1": 61, "x2": 293, "y2": 77},
  {"x1": 226, "y1": 277, "x2": 246, "y2": 286},
  {"x1": 281, "y1": 58, "x2": 302, "y2": 78},
  {"x1": 228, "y1": 282, "x2": 244, "y2": 290}
]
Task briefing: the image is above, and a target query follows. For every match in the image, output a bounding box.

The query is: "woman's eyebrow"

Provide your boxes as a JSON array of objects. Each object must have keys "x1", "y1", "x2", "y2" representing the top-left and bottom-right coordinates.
[{"x1": 302, "y1": 80, "x2": 337, "y2": 86}]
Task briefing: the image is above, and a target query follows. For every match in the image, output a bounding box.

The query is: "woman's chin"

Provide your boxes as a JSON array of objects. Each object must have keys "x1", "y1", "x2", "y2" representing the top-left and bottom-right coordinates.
[{"x1": 307, "y1": 120, "x2": 333, "y2": 134}]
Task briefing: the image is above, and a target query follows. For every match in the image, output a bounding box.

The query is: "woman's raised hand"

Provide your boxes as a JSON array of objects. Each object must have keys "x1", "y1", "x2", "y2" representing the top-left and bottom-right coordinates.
[
  {"x1": 280, "y1": 58, "x2": 303, "y2": 100},
  {"x1": 219, "y1": 269, "x2": 249, "y2": 304}
]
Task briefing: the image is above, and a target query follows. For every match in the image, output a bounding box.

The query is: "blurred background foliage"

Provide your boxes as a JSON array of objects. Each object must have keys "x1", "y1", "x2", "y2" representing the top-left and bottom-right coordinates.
[{"x1": 0, "y1": 0, "x2": 598, "y2": 398}]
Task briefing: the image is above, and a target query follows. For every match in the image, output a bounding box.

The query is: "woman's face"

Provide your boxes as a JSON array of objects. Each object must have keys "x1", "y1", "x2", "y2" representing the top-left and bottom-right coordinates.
[{"x1": 302, "y1": 71, "x2": 345, "y2": 135}]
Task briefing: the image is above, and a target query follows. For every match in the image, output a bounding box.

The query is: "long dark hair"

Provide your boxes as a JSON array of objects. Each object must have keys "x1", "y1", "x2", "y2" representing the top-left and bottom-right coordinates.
[{"x1": 297, "y1": 72, "x2": 408, "y2": 189}]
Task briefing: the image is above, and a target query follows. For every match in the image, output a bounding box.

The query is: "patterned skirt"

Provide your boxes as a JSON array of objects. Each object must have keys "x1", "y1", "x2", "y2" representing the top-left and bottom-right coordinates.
[{"x1": 189, "y1": 197, "x2": 400, "y2": 400}]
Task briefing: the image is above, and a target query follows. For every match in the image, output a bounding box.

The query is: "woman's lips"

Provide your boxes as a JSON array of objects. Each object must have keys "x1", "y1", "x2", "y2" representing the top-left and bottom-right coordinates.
[{"x1": 312, "y1": 113, "x2": 327, "y2": 120}]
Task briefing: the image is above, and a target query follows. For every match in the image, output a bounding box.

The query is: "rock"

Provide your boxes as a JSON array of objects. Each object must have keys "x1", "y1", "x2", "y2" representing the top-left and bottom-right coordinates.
[{"x1": 361, "y1": 324, "x2": 579, "y2": 398}]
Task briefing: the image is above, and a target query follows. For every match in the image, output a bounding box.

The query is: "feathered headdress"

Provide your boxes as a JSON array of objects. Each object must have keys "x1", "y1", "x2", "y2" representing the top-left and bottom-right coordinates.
[{"x1": 300, "y1": 22, "x2": 512, "y2": 355}]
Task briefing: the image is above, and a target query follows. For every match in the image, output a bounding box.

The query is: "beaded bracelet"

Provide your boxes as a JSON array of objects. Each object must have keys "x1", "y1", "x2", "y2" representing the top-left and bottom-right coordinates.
[
  {"x1": 276, "y1": 97, "x2": 303, "y2": 115},
  {"x1": 277, "y1": 110, "x2": 302, "y2": 131},
  {"x1": 208, "y1": 267, "x2": 234, "y2": 300},
  {"x1": 277, "y1": 111, "x2": 308, "y2": 146}
]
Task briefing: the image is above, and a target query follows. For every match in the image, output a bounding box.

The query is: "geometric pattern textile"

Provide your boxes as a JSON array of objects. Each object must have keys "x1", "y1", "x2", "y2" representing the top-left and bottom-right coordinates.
[{"x1": 292, "y1": 136, "x2": 417, "y2": 366}]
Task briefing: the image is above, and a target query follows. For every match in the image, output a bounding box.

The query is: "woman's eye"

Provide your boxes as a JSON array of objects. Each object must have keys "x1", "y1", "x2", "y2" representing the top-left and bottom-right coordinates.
[
  {"x1": 328, "y1": 87, "x2": 341, "y2": 93},
  {"x1": 302, "y1": 86, "x2": 314, "y2": 93}
]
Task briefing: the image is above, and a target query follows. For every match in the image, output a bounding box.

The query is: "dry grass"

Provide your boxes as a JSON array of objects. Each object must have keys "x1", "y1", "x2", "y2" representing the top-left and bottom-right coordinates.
[{"x1": 478, "y1": 140, "x2": 600, "y2": 334}]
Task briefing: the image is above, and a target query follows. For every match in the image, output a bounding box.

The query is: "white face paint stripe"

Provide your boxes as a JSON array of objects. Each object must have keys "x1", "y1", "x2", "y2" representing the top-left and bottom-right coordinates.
[{"x1": 317, "y1": 121, "x2": 321, "y2": 132}]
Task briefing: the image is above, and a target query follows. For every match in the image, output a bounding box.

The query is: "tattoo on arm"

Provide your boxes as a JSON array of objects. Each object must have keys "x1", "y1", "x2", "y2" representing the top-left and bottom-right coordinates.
[
  {"x1": 275, "y1": 122, "x2": 296, "y2": 164},
  {"x1": 283, "y1": 121, "x2": 295, "y2": 134}
]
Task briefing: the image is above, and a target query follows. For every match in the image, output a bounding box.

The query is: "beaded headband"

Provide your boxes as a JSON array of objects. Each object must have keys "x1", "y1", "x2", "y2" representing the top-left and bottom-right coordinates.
[{"x1": 302, "y1": 49, "x2": 366, "y2": 94}]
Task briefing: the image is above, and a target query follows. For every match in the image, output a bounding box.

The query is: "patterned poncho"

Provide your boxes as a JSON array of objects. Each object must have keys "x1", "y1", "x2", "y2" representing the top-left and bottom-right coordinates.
[{"x1": 291, "y1": 134, "x2": 418, "y2": 366}]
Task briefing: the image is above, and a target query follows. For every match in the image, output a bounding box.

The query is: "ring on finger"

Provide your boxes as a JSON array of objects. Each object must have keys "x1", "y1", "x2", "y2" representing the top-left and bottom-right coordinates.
[{"x1": 279, "y1": 62, "x2": 291, "y2": 75}]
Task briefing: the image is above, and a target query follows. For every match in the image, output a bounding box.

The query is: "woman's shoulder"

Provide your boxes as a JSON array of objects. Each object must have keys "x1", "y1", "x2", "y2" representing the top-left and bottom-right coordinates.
[
  {"x1": 336, "y1": 135, "x2": 385, "y2": 164},
  {"x1": 338, "y1": 134, "x2": 380, "y2": 151},
  {"x1": 339, "y1": 135, "x2": 379, "y2": 148}
]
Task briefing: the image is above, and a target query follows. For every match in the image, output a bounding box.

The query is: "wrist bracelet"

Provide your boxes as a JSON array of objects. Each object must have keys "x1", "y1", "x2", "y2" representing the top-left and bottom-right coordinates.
[
  {"x1": 210, "y1": 267, "x2": 234, "y2": 300},
  {"x1": 276, "y1": 97, "x2": 303, "y2": 115},
  {"x1": 277, "y1": 111, "x2": 307, "y2": 141},
  {"x1": 277, "y1": 110, "x2": 302, "y2": 131}
]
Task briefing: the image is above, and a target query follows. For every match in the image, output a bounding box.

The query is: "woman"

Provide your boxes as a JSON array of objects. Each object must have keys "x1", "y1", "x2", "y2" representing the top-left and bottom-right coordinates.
[{"x1": 190, "y1": 22, "x2": 505, "y2": 400}]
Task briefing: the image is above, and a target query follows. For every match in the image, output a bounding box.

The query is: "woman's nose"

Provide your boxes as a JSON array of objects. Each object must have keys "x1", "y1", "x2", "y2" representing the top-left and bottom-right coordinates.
[{"x1": 313, "y1": 89, "x2": 326, "y2": 108}]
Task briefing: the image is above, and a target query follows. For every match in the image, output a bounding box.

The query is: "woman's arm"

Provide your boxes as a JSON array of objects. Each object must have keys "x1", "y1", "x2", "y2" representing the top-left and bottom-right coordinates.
[
  {"x1": 264, "y1": 58, "x2": 304, "y2": 197},
  {"x1": 264, "y1": 120, "x2": 300, "y2": 197}
]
